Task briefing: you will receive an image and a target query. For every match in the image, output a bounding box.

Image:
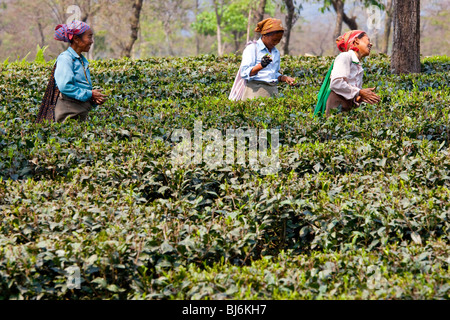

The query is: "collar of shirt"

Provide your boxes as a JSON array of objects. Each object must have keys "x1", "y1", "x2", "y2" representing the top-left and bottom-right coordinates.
[
  {"x1": 349, "y1": 50, "x2": 361, "y2": 65},
  {"x1": 66, "y1": 47, "x2": 90, "y2": 67},
  {"x1": 257, "y1": 38, "x2": 279, "y2": 56}
]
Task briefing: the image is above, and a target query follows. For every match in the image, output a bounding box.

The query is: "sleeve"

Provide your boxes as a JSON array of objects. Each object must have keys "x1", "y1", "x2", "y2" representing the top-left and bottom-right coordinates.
[
  {"x1": 239, "y1": 44, "x2": 257, "y2": 81},
  {"x1": 330, "y1": 53, "x2": 360, "y2": 100},
  {"x1": 54, "y1": 55, "x2": 92, "y2": 102}
]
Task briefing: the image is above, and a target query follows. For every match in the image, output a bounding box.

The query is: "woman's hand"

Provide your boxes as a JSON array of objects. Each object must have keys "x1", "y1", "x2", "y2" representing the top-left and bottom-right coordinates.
[
  {"x1": 261, "y1": 55, "x2": 272, "y2": 68},
  {"x1": 284, "y1": 76, "x2": 296, "y2": 86},
  {"x1": 358, "y1": 87, "x2": 380, "y2": 104},
  {"x1": 279, "y1": 75, "x2": 296, "y2": 86},
  {"x1": 250, "y1": 56, "x2": 272, "y2": 76},
  {"x1": 91, "y1": 89, "x2": 108, "y2": 105}
]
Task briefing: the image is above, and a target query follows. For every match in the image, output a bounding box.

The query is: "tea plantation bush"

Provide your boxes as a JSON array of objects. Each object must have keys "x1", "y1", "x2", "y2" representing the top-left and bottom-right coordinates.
[{"x1": 0, "y1": 54, "x2": 449, "y2": 299}]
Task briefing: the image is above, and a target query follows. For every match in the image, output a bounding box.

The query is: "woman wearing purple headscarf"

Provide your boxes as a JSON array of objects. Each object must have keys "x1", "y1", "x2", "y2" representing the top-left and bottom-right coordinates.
[{"x1": 49, "y1": 20, "x2": 107, "y2": 122}]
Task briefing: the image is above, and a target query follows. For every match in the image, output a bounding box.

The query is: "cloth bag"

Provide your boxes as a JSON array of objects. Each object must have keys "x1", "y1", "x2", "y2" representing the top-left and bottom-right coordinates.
[
  {"x1": 313, "y1": 61, "x2": 334, "y2": 117},
  {"x1": 36, "y1": 63, "x2": 59, "y2": 123}
]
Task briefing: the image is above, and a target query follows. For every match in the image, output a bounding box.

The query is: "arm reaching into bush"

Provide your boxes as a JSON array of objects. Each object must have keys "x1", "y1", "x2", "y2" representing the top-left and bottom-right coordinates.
[{"x1": 358, "y1": 87, "x2": 380, "y2": 104}]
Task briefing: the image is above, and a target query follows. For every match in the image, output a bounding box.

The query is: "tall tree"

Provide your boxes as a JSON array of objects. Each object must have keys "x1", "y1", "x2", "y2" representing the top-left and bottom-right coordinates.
[
  {"x1": 282, "y1": 0, "x2": 301, "y2": 55},
  {"x1": 78, "y1": 0, "x2": 102, "y2": 59},
  {"x1": 147, "y1": 0, "x2": 190, "y2": 56},
  {"x1": 212, "y1": 0, "x2": 227, "y2": 56},
  {"x1": 193, "y1": 0, "x2": 248, "y2": 54},
  {"x1": 122, "y1": 0, "x2": 144, "y2": 58},
  {"x1": 195, "y1": 0, "x2": 201, "y2": 55},
  {"x1": 381, "y1": 0, "x2": 394, "y2": 54},
  {"x1": 255, "y1": 0, "x2": 267, "y2": 22},
  {"x1": 320, "y1": 0, "x2": 357, "y2": 46},
  {"x1": 42, "y1": 0, "x2": 108, "y2": 58},
  {"x1": 246, "y1": 0, "x2": 266, "y2": 42},
  {"x1": 246, "y1": 5, "x2": 252, "y2": 42},
  {"x1": 420, "y1": 0, "x2": 450, "y2": 56},
  {"x1": 319, "y1": 0, "x2": 384, "y2": 53},
  {"x1": 44, "y1": 0, "x2": 101, "y2": 24},
  {"x1": 224, "y1": 3, "x2": 249, "y2": 52},
  {"x1": 331, "y1": 0, "x2": 344, "y2": 48},
  {"x1": 391, "y1": 0, "x2": 420, "y2": 74}
]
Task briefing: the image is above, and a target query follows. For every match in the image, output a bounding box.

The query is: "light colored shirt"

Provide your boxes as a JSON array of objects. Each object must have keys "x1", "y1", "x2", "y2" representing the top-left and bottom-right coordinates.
[
  {"x1": 240, "y1": 38, "x2": 282, "y2": 83},
  {"x1": 330, "y1": 50, "x2": 364, "y2": 100},
  {"x1": 54, "y1": 47, "x2": 93, "y2": 102}
]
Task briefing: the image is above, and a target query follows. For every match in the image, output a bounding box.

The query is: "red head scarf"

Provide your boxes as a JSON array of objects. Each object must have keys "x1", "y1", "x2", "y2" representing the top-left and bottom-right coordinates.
[
  {"x1": 54, "y1": 20, "x2": 91, "y2": 43},
  {"x1": 336, "y1": 30, "x2": 365, "y2": 52}
]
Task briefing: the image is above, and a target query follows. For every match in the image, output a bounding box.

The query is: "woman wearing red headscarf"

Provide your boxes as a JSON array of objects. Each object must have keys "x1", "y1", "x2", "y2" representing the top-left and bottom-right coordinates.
[
  {"x1": 325, "y1": 30, "x2": 380, "y2": 117},
  {"x1": 54, "y1": 21, "x2": 107, "y2": 122},
  {"x1": 37, "y1": 20, "x2": 107, "y2": 123}
]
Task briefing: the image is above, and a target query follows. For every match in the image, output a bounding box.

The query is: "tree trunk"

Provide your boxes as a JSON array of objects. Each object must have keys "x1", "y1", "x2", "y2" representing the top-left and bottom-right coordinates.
[
  {"x1": 216, "y1": 22, "x2": 223, "y2": 56},
  {"x1": 164, "y1": 30, "x2": 174, "y2": 56},
  {"x1": 342, "y1": 12, "x2": 358, "y2": 30},
  {"x1": 382, "y1": 0, "x2": 394, "y2": 54},
  {"x1": 80, "y1": 0, "x2": 101, "y2": 23},
  {"x1": 195, "y1": 0, "x2": 200, "y2": 55},
  {"x1": 81, "y1": 0, "x2": 90, "y2": 22},
  {"x1": 122, "y1": 0, "x2": 144, "y2": 58},
  {"x1": 37, "y1": 20, "x2": 45, "y2": 48},
  {"x1": 213, "y1": 0, "x2": 223, "y2": 56},
  {"x1": 87, "y1": 16, "x2": 95, "y2": 60},
  {"x1": 246, "y1": 8, "x2": 252, "y2": 43},
  {"x1": 234, "y1": 31, "x2": 240, "y2": 52},
  {"x1": 283, "y1": 0, "x2": 296, "y2": 55},
  {"x1": 163, "y1": 18, "x2": 175, "y2": 56},
  {"x1": 255, "y1": 0, "x2": 266, "y2": 22},
  {"x1": 391, "y1": 0, "x2": 420, "y2": 74},
  {"x1": 332, "y1": 0, "x2": 344, "y2": 53},
  {"x1": 331, "y1": 0, "x2": 357, "y2": 31},
  {"x1": 81, "y1": 13, "x2": 89, "y2": 22},
  {"x1": 250, "y1": 0, "x2": 267, "y2": 40}
]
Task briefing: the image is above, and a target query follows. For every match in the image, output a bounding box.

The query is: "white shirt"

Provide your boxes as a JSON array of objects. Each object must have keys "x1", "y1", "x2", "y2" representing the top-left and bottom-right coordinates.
[
  {"x1": 330, "y1": 50, "x2": 364, "y2": 100},
  {"x1": 240, "y1": 38, "x2": 282, "y2": 83}
]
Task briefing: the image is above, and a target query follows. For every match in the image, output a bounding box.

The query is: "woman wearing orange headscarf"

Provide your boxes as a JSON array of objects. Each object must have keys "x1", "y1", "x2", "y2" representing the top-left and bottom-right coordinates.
[
  {"x1": 239, "y1": 18, "x2": 296, "y2": 100},
  {"x1": 324, "y1": 30, "x2": 380, "y2": 117}
]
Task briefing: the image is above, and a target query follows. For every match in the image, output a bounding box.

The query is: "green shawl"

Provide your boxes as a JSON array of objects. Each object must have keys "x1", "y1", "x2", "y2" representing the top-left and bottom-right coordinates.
[{"x1": 313, "y1": 61, "x2": 334, "y2": 117}]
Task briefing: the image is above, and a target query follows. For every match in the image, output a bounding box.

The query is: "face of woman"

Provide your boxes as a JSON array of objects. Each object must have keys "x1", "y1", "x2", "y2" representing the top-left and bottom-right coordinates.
[
  {"x1": 263, "y1": 32, "x2": 284, "y2": 50},
  {"x1": 74, "y1": 29, "x2": 94, "y2": 53},
  {"x1": 355, "y1": 35, "x2": 373, "y2": 58}
]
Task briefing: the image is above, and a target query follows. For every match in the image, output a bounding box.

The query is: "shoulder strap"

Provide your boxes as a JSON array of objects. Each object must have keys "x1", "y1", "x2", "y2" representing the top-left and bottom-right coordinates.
[
  {"x1": 79, "y1": 58, "x2": 89, "y2": 83},
  {"x1": 68, "y1": 53, "x2": 89, "y2": 83},
  {"x1": 243, "y1": 40, "x2": 258, "y2": 65}
]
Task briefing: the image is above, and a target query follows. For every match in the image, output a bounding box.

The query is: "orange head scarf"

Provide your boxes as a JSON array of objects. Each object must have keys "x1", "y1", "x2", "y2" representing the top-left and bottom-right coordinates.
[
  {"x1": 255, "y1": 18, "x2": 285, "y2": 35},
  {"x1": 336, "y1": 30, "x2": 365, "y2": 52}
]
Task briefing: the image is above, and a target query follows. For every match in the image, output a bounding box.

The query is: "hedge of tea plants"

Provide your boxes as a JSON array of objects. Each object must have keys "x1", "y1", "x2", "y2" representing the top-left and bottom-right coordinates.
[{"x1": 0, "y1": 53, "x2": 449, "y2": 299}]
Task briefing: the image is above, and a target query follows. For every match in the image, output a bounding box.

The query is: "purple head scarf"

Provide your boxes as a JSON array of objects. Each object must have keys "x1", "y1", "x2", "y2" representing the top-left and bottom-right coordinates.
[{"x1": 54, "y1": 20, "x2": 91, "y2": 43}]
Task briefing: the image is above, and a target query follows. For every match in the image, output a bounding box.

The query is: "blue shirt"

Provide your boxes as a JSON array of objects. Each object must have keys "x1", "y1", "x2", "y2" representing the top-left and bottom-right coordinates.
[
  {"x1": 240, "y1": 38, "x2": 282, "y2": 83},
  {"x1": 54, "y1": 47, "x2": 93, "y2": 102}
]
